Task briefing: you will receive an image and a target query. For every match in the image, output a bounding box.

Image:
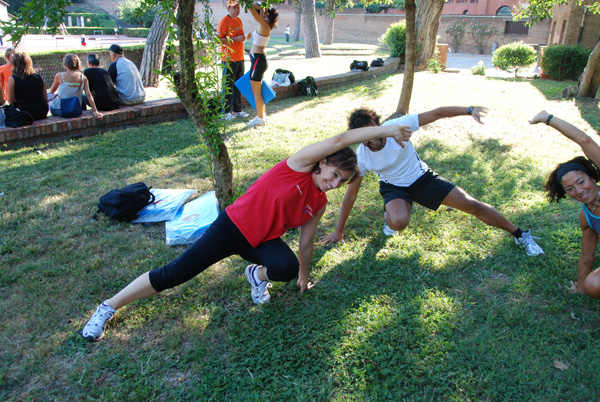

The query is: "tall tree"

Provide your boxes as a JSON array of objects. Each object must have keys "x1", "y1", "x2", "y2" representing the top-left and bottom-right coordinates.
[
  {"x1": 139, "y1": 2, "x2": 177, "y2": 87},
  {"x1": 293, "y1": 0, "x2": 302, "y2": 41},
  {"x1": 415, "y1": 0, "x2": 444, "y2": 67},
  {"x1": 323, "y1": 0, "x2": 336, "y2": 45},
  {"x1": 300, "y1": 0, "x2": 322, "y2": 58},
  {"x1": 515, "y1": 0, "x2": 600, "y2": 98},
  {"x1": 396, "y1": 0, "x2": 416, "y2": 114}
]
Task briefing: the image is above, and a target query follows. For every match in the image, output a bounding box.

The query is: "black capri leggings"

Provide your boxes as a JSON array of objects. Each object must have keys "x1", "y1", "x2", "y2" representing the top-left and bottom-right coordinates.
[{"x1": 149, "y1": 211, "x2": 299, "y2": 292}]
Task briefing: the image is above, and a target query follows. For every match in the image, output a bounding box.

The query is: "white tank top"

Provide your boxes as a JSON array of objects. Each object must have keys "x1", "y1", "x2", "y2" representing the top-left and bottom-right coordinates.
[{"x1": 252, "y1": 30, "x2": 270, "y2": 47}]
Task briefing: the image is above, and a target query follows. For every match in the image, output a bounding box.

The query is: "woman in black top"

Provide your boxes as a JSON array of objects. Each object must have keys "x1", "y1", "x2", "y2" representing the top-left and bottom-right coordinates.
[{"x1": 7, "y1": 51, "x2": 48, "y2": 120}]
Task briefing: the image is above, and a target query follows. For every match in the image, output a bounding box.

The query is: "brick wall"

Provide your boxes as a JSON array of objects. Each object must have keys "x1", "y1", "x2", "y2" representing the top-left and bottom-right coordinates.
[
  {"x1": 206, "y1": 4, "x2": 551, "y2": 54},
  {"x1": 549, "y1": 1, "x2": 600, "y2": 49}
]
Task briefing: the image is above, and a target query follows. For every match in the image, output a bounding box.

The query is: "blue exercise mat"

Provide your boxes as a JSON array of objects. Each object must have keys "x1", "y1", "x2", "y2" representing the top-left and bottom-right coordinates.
[{"x1": 234, "y1": 71, "x2": 276, "y2": 112}]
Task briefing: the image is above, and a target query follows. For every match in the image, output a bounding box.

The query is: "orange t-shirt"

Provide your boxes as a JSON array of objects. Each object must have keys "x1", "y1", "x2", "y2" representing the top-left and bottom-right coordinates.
[
  {"x1": 217, "y1": 15, "x2": 245, "y2": 62},
  {"x1": 0, "y1": 63, "x2": 12, "y2": 98}
]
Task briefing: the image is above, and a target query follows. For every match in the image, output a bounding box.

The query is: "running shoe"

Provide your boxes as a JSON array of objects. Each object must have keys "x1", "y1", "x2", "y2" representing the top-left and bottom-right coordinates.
[
  {"x1": 247, "y1": 116, "x2": 266, "y2": 127},
  {"x1": 383, "y1": 223, "x2": 397, "y2": 236},
  {"x1": 220, "y1": 113, "x2": 235, "y2": 121},
  {"x1": 515, "y1": 231, "x2": 544, "y2": 256},
  {"x1": 231, "y1": 110, "x2": 249, "y2": 118},
  {"x1": 82, "y1": 301, "x2": 116, "y2": 341},
  {"x1": 244, "y1": 264, "x2": 271, "y2": 304}
]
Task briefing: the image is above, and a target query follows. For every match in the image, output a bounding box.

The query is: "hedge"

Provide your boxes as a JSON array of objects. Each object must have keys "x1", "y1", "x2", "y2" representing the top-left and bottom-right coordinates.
[{"x1": 541, "y1": 44, "x2": 592, "y2": 81}]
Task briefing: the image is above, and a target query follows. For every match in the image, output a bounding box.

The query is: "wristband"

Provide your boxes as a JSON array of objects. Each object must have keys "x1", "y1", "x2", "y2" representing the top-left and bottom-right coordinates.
[
  {"x1": 466, "y1": 106, "x2": 474, "y2": 115},
  {"x1": 546, "y1": 114, "x2": 553, "y2": 125}
]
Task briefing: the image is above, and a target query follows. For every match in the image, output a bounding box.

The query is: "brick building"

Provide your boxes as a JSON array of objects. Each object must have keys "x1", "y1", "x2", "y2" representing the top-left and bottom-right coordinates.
[{"x1": 547, "y1": 0, "x2": 600, "y2": 48}]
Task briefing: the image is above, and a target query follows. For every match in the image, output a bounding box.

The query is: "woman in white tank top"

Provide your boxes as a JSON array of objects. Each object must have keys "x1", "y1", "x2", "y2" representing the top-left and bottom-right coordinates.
[
  {"x1": 48, "y1": 54, "x2": 102, "y2": 119},
  {"x1": 247, "y1": 2, "x2": 279, "y2": 127}
]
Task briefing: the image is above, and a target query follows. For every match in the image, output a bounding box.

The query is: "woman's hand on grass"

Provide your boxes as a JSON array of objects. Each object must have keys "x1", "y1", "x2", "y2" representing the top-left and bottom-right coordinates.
[
  {"x1": 297, "y1": 276, "x2": 314, "y2": 294},
  {"x1": 566, "y1": 280, "x2": 586, "y2": 295},
  {"x1": 320, "y1": 229, "x2": 344, "y2": 246}
]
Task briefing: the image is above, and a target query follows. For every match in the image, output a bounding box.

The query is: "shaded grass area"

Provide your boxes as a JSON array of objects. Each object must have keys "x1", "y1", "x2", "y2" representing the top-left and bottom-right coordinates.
[{"x1": 2, "y1": 72, "x2": 600, "y2": 401}]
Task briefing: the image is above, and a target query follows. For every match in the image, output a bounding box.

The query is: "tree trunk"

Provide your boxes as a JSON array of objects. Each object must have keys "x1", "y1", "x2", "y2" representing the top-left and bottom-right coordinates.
[
  {"x1": 577, "y1": 40, "x2": 600, "y2": 98},
  {"x1": 140, "y1": 3, "x2": 176, "y2": 87},
  {"x1": 293, "y1": 0, "x2": 302, "y2": 42},
  {"x1": 175, "y1": 0, "x2": 234, "y2": 207},
  {"x1": 323, "y1": 0, "x2": 335, "y2": 45},
  {"x1": 415, "y1": 0, "x2": 444, "y2": 68},
  {"x1": 300, "y1": 0, "x2": 322, "y2": 58},
  {"x1": 397, "y1": 0, "x2": 416, "y2": 115}
]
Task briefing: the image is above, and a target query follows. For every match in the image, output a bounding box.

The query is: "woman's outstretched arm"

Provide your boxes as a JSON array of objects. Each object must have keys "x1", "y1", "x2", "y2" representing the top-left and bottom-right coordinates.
[
  {"x1": 288, "y1": 125, "x2": 411, "y2": 173},
  {"x1": 530, "y1": 110, "x2": 600, "y2": 167}
]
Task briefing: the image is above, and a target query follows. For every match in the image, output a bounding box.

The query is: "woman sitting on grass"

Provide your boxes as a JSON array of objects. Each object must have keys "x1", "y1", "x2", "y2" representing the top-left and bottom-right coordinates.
[
  {"x1": 82, "y1": 123, "x2": 412, "y2": 341},
  {"x1": 246, "y1": 2, "x2": 278, "y2": 127},
  {"x1": 47, "y1": 54, "x2": 102, "y2": 119},
  {"x1": 531, "y1": 110, "x2": 600, "y2": 298}
]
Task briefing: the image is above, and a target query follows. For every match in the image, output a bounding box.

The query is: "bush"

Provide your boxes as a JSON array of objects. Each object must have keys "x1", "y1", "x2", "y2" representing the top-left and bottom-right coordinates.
[
  {"x1": 118, "y1": 0, "x2": 158, "y2": 28},
  {"x1": 366, "y1": 4, "x2": 383, "y2": 13},
  {"x1": 122, "y1": 28, "x2": 150, "y2": 38},
  {"x1": 492, "y1": 41, "x2": 537, "y2": 77},
  {"x1": 446, "y1": 20, "x2": 467, "y2": 53},
  {"x1": 541, "y1": 44, "x2": 592, "y2": 81},
  {"x1": 471, "y1": 61, "x2": 486, "y2": 75},
  {"x1": 380, "y1": 21, "x2": 407, "y2": 59}
]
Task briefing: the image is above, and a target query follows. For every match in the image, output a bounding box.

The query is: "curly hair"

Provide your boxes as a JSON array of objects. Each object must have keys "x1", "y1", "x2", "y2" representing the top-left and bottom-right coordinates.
[
  {"x1": 312, "y1": 146, "x2": 360, "y2": 184},
  {"x1": 544, "y1": 156, "x2": 600, "y2": 202},
  {"x1": 348, "y1": 108, "x2": 381, "y2": 129}
]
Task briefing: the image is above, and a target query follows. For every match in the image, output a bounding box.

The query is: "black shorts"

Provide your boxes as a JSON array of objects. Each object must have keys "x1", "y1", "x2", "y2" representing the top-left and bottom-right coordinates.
[
  {"x1": 379, "y1": 169, "x2": 455, "y2": 211},
  {"x1": 249, "y1": 53, "x2": 268, "y2": 82}
]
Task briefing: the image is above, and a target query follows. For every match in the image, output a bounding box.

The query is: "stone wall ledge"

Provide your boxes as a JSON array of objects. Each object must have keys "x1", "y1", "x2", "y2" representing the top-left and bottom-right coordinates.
[{"x1": 1, "y1": 56, "x2": 400, "y2": 149}]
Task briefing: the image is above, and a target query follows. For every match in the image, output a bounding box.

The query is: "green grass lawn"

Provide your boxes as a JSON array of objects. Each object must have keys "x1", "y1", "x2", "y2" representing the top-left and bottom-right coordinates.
[{"x1": 2, "y1": 72, "x2": 600, "y2": 401}]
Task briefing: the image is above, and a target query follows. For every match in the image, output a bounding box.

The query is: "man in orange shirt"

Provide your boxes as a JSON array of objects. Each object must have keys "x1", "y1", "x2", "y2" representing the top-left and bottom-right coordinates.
[
  {"x1": 0, "y1": 48, "x2": 14, "y2": 102},
  {"x1": 217, "y1": 0, "x2": 250, "y2": 120}
]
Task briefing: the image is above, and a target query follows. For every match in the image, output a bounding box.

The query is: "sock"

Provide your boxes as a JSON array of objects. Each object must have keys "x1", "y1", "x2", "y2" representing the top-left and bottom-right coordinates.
[
  {"x1": 252, "y1": 266, "x2": 264, "y2": 285},
  {"x1": 512, "y1": 228, "x2": 524, "y2": 239}
]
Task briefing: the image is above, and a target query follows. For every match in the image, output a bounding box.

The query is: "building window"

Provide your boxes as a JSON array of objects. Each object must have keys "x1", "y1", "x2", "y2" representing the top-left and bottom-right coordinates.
[
  {"x1": 463, "y1": 10, "x2": 469, "y2": 14},
  {"x1": 505, "y1": 21, "x2": 529, "y2": 35},
  {"x1": 497, "y1": 6, "x2": 512, "y2": 15},
  {"x1": 469, "y1": 0, "x2": 478, "y2": 3}
]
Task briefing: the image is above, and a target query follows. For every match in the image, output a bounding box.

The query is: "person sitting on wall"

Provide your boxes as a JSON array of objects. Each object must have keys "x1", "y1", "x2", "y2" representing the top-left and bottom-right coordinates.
[
  {"x1": 0, "y1": 48, "x2": 14, "y2": 102},
  {"x1": 83, "y1": 54, "x2": 119, "y2": 111},
  {"x1": 107, "y1": 44, "x2": 146, "y2": 106}
]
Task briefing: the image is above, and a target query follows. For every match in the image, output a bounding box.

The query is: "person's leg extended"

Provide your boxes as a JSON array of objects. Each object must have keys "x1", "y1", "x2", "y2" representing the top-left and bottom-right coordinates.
[{"x1": 441, "y1": 186, "x2": 517, "y2": 233}]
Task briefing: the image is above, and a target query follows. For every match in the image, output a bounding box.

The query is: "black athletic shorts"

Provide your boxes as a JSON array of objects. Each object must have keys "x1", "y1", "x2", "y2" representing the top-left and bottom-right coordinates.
[
  {"x1": 249, "y1": 53, "x2": 268, "y2": 82},
  {"x1": 379, "y1": 169, "x2": 455, "y2": 211}
]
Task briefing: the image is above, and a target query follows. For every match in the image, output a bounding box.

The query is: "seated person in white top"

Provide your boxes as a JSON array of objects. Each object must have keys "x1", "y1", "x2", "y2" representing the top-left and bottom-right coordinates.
[
  {"x1": 48, "y1": 54, "x2": 102, "y2": 119},
  {"x1": 321, "y1": 106, "x2": 545, "y2": 257},
  {"x1": 107, "y1": 44, "x2": 146, "y2": 106}
]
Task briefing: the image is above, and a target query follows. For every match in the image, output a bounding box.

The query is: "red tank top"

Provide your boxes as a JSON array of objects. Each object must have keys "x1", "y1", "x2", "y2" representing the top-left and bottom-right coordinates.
[{"x1": 226, "y1": 159, "x2": 328, "y2": 248}]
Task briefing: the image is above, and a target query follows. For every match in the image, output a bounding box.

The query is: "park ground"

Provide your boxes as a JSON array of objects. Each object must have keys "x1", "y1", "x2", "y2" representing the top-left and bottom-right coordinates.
[{"x1": 2, "y1": 36, "x2": 600, "y2": 401}]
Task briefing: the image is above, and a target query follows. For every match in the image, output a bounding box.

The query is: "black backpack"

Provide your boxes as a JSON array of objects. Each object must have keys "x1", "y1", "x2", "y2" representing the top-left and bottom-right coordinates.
[
  {"x1": 350, "y1": 60, "x2": 369, "y2": 71},
  {"x1": 273, "y1": 68, "x2": 295, "y2": 84},
  {"x1": 371, "y1": 58, "x2": 384, "y2": 67},
  {"x1": 94, "y1": 182, "x2": 155, "y2": 222},
  {"x1": 3, "y1": 105, "x2": 34, "y2": 128},
  {"x1": 298, "y1": 76, "x2": 318, "y2": 97}
]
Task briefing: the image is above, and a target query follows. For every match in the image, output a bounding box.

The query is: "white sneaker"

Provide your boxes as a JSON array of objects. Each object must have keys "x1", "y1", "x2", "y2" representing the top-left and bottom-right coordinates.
[
  {"x1": 247, "y1": 116, "x2": 266, "y2": 127},
  {"x1": 221, "y1": 113, "x2": 235, "y2": 121},
  {"x1": 244, "y1": 264, "x2": 271, "y2": 304},
  {"x1": 383, "y1": 223, "x2": 397, "y2": 236},
  {"x1": 82, "y1": 301, "x2": 116, "y2": 341},
  {"x1": 515, "y1": 231, "x2": 544, "y2": 256},
  {"x1": 231, "y1": 110, "x2": 249, "y2": 118}
]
